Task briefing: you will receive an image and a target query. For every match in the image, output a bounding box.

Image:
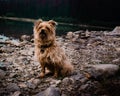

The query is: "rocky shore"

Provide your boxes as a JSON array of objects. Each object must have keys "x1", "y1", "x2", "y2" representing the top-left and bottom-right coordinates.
[{"x1": 0, "y1": 27, "x2": 120, "y2": 96}]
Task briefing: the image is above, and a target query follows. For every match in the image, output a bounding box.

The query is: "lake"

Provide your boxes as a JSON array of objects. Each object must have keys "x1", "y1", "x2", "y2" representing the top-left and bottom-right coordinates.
[{"x1": 0, "y1": 19, "x2": 113, "y2": 39}]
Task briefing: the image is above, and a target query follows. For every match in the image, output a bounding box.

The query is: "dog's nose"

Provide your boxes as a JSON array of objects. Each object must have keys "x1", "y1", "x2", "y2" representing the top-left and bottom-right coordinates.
[{"x1": 40, "y1": 29, "x2": 45, "y2": 34}]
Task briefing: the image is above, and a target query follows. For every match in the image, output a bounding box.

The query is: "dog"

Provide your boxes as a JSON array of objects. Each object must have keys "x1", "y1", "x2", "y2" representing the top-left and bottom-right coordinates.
[{"x1": 33, "y1": 19, "x2": 74, "y2": 78}]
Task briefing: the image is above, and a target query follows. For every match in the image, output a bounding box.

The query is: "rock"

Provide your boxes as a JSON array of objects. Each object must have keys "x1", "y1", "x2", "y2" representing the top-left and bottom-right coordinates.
[
  {"x1": 72, "y1": 73, "x2": 85, "y2": 81},
  {"x1": 27, "y1": 47, "x2": 34, "y2": 55},
  {"x1": 112, "y1": 26, "x2": 120, "y2": 33},
  {"x1": 66, "y1": 32, "x2": 74, "y2": 39},
  {"x1": 112, "y1": 58, "x2": 120, "y2": 64},
  {"x1": 116, "y1": 47, "x2": 120, "y2": 52},
  {"x1": 18, "y1": 82, "x2": 27, "y2": 88},
  {"x1": 50, "y1": 79, "x2": 61, "y2": 87},
  {"x1": 108, "y1": 26, "x2": 120, "y2": 36},
  {"x1": 79, "y1": 84, "x2": 89, "y2": 91},
  {"x1": 12, "y1": 91, "x2": 21, "y2": 96},
  {"x1": 27, "y1": 82, "x2": 36, "y2": 89},
  {"x1": 32, "y1": 79, "x2": 41, "y2": 85},
  {"x1": 86, "y1": 64, "x2": 119, "y2": 78},
  {"x1": 0, "y1": 62, "x2": 7, "y2": 71},
  {"x1": 9, "y1": 73, "x2": 18, "y2": 78},
  {"x1": 21, "y1": 35, "x2": 31, "y2": 41},
  {"x1": 45, "y1": 86, "x2": 61, "y2": 96},
  {"x1": 74, "y1": 30, "x2": 83, "y2": 34},
  {"x1": 6, "y1": 39, "x2": 20, "y2": 46},
  {"x1": 35, "y1": 86, "x2": 61, "y2": 96},
  {"x1": 0, "y1": 69, "x2": 6, "y2": 79},
  {"x1": 79, "y1": 30, "x2": 91, "y2": 39},
  {"x1": 62, "y1": 77, "x2": 74, "y2": 86},
  {"x1": 6, "y1": 83, "x2": 20, "y2": 92},
  {"x1": 0, "y1": 35, "x2": 9, "y2": 42}
]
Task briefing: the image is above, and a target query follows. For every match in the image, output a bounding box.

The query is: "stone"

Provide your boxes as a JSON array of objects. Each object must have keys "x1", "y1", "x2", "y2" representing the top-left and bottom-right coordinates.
[
  {"x1": 112, "y1": 26, "x2": 120, "y2": 33},
  {"x1": 35, "y1": 86, "x2": 61, "y2": 96},
  {"x1": 0, "y1": 62, "x2": 7, "y2": 71},
  {"x1": 50, "y1": 79, "x2": 61, "y2": 87},
  {"x1": 18, "y1": 82, "x2": 27, "y2": 88},
  {"x1": 6, "y1": 83, "x2": 20, "y2": 92},
  {"x1": 79, "y1": 30, "x2": 91, "y2": 39},
  {"x1": 32, "y1": 79, "x2": 41, "y2": 85},
  {"x1": 66, "y1": 32, "x2": 74, "y2": 39},
  {"x1": 27, "y1": 82, "x2": 36, "y2": 89},
  {"x1": 21, "y1": 35, "x2": 31, "y2": 41},
  {"x1": 62, "y1": 77, "x2": 74, "y2": 86},
  {"x1": 80, "y1": 84, "x2": 89, "y2": 91},
  {"x1": 12, "y1": 91, "x2": 21, "y2": 96},
  {"x1": 0, "y1": 69, "x2": 6, "y2": 79},
  {"x1": 86, "y1": 64, "x2": 119, "y2": 78},
  {"x1": 116, "y1": 47, "x2": 120, "y2": 52}
]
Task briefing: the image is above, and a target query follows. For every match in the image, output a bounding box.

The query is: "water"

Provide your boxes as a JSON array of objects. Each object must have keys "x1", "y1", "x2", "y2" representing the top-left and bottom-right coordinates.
[
  {"x1": 0, "y1": 19, "x2": 113, "y2": 39},
  {"x1": 0, "y1": 19, "x2": 33, "y2": 38}
]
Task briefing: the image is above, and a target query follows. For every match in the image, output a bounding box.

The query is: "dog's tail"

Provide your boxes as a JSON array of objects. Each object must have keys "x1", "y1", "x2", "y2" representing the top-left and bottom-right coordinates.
[{"x1": 61, "y1": 62, "x2": 74, "y2": 77}]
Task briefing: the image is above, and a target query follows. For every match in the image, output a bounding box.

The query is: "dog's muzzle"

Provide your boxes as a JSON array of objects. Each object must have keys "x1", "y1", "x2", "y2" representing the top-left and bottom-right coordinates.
[{"x1": 40, "y1": 29, "x2": 47, "y2": 38}]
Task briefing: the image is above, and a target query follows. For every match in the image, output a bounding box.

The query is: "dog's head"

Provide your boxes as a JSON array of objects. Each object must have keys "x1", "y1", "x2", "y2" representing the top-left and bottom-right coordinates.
[{"x1": 34, "y1": 19, "x2": 57, "y2": 44}]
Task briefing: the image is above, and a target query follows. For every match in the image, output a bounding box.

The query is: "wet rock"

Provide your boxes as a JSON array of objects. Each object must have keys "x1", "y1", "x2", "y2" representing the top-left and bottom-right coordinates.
[
  {"x1": 6, "y1": 83, "x2": 20, "y2": 92},
  {"x1": 86, "y1": 64, "x2": 119, "y2": 78},
  {"x1": 35, "y1": 86, "x2": 61, "y2": 96},
  {"x1": 0, "y1": 69, "x2": 6, "y2": 79}
]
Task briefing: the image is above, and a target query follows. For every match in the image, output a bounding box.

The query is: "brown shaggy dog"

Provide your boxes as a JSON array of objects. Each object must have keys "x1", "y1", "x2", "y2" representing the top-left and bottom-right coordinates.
[{"x1": 33, "y1": 19, "x2": 74, "y2": 78}]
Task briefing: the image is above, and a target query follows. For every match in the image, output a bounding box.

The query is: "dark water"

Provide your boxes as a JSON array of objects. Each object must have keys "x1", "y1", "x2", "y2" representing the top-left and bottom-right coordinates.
[
  {"x1": 0, "y1": 19, "x2": 81, "y2": 38},
  {"x1": 0, "y1": 19, "x2": 113, "y2": 39}
]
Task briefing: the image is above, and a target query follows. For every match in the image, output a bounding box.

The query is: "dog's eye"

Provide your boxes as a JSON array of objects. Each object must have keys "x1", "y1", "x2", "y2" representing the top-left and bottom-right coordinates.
[
  {"x1": 46, "y1": 27, "x2": 50, "y2": 31},
  {"x1": 38, "y1": 26, "x2": 42, "y2": 30}
]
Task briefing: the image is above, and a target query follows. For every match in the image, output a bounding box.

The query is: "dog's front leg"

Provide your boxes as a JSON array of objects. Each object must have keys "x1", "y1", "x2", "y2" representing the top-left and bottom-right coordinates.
[
  {"x1": 40, "y1": 62, "x2": 45, "y2": 78},
  {"x1": 53, "y1": 65, "x2": 59, "y2": 78}
]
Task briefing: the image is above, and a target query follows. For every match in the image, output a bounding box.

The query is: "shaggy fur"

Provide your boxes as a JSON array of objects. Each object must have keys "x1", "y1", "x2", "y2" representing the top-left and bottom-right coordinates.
[{"x1": 33, "y1": 19, "x2": 74, "y2": 78}]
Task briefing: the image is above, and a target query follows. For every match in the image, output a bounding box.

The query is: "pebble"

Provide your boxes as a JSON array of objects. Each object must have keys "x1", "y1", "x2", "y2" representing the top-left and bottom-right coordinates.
[
  {"x1": 0, "y1": 69, "x2": 6, "y2": 79},
  {"x1": 12, "y1": 91, "x2": 21, "y2": 96},
  {"x1": 6, "y1": 83, "x2": 20, "y2": 92},
  {"x1": 35, "y1": 86, "x2": 61, "y2": 96}
]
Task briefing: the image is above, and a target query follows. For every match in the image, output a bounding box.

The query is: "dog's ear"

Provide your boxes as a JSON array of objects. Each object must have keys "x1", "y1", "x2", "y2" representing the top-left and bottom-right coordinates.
[
  {"x1": 34, "y1": 19, "x2": 43, "y2": 27},
  {"x1": 48, "y1": 20, "x2": 58, "y2": 27}
]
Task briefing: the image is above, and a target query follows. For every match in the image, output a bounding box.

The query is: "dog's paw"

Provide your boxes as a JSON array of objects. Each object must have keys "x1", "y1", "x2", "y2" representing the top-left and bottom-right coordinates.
[
  {"x1": 39, "y1": 72, "x2": 45, "y2": 78},
  {"x1": 52, "y1": 74, "x2": 58, "y2": 78}
]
